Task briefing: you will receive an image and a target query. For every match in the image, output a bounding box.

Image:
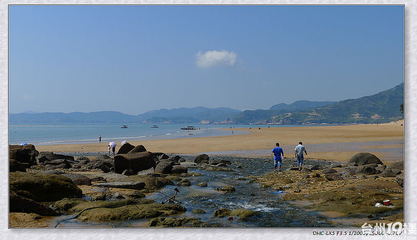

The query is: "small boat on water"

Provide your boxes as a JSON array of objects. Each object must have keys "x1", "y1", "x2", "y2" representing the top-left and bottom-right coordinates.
[
  {"x1": 181, "y1": 126, "x2": 196, "y2": 130},
  {"x1": 121, "y1": 125, "x2": 128, "y2": 128},
  {"x1": 152, "y1": 125, "x2": 159, "y2": 128}
]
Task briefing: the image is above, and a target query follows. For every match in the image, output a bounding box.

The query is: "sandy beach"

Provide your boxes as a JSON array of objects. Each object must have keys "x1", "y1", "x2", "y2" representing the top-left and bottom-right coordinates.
[{"x1": 36, "y1": 121, "x2": 404, "y2": 163}]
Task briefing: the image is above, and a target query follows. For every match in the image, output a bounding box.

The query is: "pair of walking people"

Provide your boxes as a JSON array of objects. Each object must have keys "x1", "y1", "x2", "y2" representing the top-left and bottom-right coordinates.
[{"x1": 272, "y1": 142, "x2": 307, "y2": 171}]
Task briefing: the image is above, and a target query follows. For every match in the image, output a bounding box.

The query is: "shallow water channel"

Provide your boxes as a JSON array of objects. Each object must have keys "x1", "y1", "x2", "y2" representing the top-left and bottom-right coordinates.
[{"x1": 55, "y1": 156, "x2": 341, "y2": 228}]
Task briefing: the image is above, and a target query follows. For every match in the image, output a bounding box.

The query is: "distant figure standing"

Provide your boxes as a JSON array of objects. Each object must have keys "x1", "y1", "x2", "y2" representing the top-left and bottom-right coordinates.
[
  {"x1": 294, "y1": 142, "x2": 307, "y2": 171},
  {"x1": 99, "y1": 135, "x2": 102, "y2": 143},
  {"x1": 272, "y1": 143, "x2": 284, "y2": 172},
  {"x1": 108, "y1": 145, "x2": 111, "y2": 155}
]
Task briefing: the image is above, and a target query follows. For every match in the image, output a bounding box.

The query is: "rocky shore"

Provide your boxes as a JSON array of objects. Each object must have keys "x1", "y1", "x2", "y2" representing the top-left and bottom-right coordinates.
[{"x1": 9, "y1": 143, "x2": 404, "y2": 228}]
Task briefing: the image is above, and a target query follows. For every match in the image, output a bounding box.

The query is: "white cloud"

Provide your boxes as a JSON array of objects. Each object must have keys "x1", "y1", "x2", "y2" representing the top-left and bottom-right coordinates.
[{"x1": 195, "y1": 50, "x2": 237, "y2": 68}]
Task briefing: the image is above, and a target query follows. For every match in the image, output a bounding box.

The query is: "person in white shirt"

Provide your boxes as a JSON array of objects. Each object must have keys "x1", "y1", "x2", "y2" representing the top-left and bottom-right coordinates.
[{"x1": 294, "y1": 142, "x2": 307, "y2": 171}]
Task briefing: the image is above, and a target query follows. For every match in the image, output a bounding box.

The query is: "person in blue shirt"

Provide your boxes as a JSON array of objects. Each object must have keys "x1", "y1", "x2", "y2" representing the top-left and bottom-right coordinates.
[{"x1": 272, "y1": 143, "x2": 285, "y2": 172}]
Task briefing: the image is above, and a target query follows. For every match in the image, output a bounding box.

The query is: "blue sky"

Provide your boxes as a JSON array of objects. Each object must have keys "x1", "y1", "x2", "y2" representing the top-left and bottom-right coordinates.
[{"x1": 9, "y1": 5, "x2": 404, "y2": 115}]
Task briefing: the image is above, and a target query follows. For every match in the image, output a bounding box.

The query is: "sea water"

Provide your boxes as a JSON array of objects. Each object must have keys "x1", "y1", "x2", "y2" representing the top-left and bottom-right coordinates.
[{"x1": 8, "y1": 123, "x2": 281, "y2": 146}]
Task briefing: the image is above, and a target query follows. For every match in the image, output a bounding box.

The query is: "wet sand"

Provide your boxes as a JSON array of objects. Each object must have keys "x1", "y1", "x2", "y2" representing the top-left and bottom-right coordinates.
[{"x1": 36, "y1": 121, "x2": 404, "y2": 163}]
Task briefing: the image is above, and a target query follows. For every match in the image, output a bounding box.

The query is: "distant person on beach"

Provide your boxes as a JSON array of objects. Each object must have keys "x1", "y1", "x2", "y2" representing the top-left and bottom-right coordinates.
[
  {"x1": 272, "y1": 143, "x2": 284, "y2": 172},
  {"x1": 294, "y1": 142, "x2": 307, "y2": 171},
  {"x1": 111, "y1": 146, "x2": 116, "y2": 156},
  {"x1": 108, "y1": 145, "x2": 111, "y2": 155},
  {"x1": 99, "y1": 135, "x2": 101, "y2": 143}
]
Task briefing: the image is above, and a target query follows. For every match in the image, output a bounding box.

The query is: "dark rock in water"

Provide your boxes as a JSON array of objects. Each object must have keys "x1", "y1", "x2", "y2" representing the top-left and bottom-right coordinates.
[
  {"x1": 210, "y1": 159, "x2": 232, "y2": 165},
  {"x1": 348, "y1": 153, "x2": 383, "y2": 166},
  {"x1": 230, "y1": 209, "x2": 256, "y2": 221},
  {"x1": 9, "y1": 172, "x2": 83, "y2": 202},
  {"x1": 197, "y1": 182, "x2": 208, "y2": 187},
  {"x1": 167, "y1": 155, "x2": 183, "y2": 164},
  {"x1": 220, "y1": 186, "x2": 235, "y2": 192},
  {"x1": 355, "y1": 164, "x2": 379, "y2": 175},
  {"x1": 177, "y1": 179, "x2": 191, "y2": 186},
  {"x1": 213, "y1": 208, "x2": 232, "y2": 218},
  {"x1": 192, "y1": 209, "x2": 206, "y2": 214},
  {"x1": 9, "y1": 144, "x2": 39, "y2": 171},
  {"x1": 117, "y1": 142, "x2": 135, "y2": 154},
  {"x1": 93, "y1": 181, "x2": 146, "y2": 190},
  {"x1": 128, "y1": 145, "x2": 147, "y2": 154},
  {"x1": 62, "y1": 173, "x2": 92, "y2": 186},
  {"x1": 155, "y1": 160, "x2": 174, "y2": 174},
  {"x1": 194, "y1": 154, "x2": 209, "y2": 164},
  {"x1": 171, "y1": 165, "x2": 188, "y2": 174},
  {"x1": 142, "y1": 176, "x2": 174, "y2": 190},
  {"x1": 114, "y1": 152, "x2": 156, "y2": 174},
  {"x1": 396, "y1": 172, "x2": 404, "y2": 188},
  {"x1": 9, "y1": 191, "x2": 59, "y2": 216}
]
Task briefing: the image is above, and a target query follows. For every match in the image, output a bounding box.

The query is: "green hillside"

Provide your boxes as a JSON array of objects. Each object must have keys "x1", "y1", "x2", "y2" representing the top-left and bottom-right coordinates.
[{"x1": 232, "y1": 83, "x2": 404, "y2": 125}]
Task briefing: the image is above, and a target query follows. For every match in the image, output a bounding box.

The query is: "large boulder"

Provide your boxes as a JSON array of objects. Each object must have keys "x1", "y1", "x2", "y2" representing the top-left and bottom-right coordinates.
[
  {"x1": 36, "y1": 152, "x2": 76, "y2": 169},
  {"x1": 9, "y1": 144, "x2": 39, "y2": 171},
  {"x1": 9, "y1": 191, "x2": 59, "y2": 216},
  {"x1": 9, "y1": 172, "x2": 83, "y2": 202},
  {"x1": 348, "y1": 153, "x2": 383, "y2": 166},
  {"x1": 128, "y1": 145, "x2": 147, "y2": 154},
  {"x1": 155, "y1": 160, "x2": 175, "y2": 174},
  {"x1": 117, "y1": 142, "x2": 135, "y2": 154},
  {"x1": 194, "y1": 154, "x2": 209, "y2": 164},
  {"x1": 86, "y1": 155, "x2": 114, "y2": 173},
  {"x1": 171, "y1": 165, "x2": 188, "y2": 174},
  {"x1": 114, "y1": 152, "x2": 156, "y2": 174}
]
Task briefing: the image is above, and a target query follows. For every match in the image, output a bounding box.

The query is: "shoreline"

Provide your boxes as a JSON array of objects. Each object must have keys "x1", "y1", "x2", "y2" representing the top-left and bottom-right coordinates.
[{"x1": 34, "y1": 122, "x2": 404, "y2": 163}]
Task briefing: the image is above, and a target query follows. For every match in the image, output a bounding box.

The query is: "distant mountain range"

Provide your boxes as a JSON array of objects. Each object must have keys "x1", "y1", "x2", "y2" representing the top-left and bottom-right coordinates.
[
  {"x1": 9, "y1": 83, "x2": 404, "y2": 125},
  {"x1": 231, "y1": 82, "x2": 404, "y2": 125}
]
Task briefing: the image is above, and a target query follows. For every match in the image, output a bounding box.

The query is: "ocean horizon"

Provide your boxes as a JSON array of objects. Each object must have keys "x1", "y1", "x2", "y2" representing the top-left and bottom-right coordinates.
[{"x1": 9, "y1": 123, "x2": 307, "y2": 146}]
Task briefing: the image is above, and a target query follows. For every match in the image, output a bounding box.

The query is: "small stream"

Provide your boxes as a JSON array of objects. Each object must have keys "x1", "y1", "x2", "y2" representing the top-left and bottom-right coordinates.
[{"x1": 54, "y1": 156, "x2": 342, "y2": 228}]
